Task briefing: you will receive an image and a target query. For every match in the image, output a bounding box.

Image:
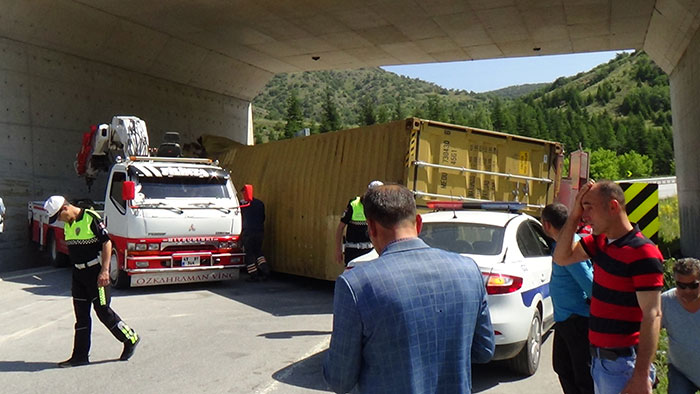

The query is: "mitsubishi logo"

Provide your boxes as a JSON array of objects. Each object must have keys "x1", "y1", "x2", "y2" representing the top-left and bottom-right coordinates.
[{"x1": 188, "y1": 224, "x2": 196, "y2": 232}]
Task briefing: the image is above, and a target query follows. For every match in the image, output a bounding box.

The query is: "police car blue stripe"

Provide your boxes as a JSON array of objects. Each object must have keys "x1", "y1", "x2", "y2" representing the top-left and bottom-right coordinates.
[{"x1": 520, "y1": 283, "x2": 550, "y2": 307}]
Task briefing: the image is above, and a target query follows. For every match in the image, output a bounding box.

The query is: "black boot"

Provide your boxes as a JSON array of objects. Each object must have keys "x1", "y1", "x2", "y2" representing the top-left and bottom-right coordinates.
[
  {"x1": 120, "y1": 336, "x2": 141, "y2": 361},
  {"x1": 58, "y1": 357, "x2": 89, "y2": 368},
  {"x1": 257, "y1": 256, "x2": 270, "y2": 280},
  {"x1": 246, "y1": 262, "x2": 259, "y2": 282}
]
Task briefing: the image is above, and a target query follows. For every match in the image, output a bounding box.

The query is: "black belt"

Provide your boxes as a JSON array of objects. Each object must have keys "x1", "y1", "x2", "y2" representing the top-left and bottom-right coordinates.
[
  {"x1": 590, "y1": 345, "x2": 637, "y2": 360},
  {"x1": 74, "y1": 258, "x2": 100, "y2": 270}
]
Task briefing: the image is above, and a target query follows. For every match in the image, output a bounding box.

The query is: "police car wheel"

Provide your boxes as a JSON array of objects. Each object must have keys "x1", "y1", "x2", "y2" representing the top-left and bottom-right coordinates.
[
  {"x1": 109, "y1": 250, "x2": 130, "y2": 289},
  {"x1": 508, "y1": 309, "x2": 542, "y2": 376}
]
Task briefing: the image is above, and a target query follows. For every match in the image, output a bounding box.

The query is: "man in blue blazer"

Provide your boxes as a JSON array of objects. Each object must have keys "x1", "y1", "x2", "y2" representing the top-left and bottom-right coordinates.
[{"x1": 323, "y1": 184, "x2": 495, "y2": 394}]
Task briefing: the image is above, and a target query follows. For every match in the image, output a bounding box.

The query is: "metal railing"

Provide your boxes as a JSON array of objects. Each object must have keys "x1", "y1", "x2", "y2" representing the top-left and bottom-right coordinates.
[{"x1": 412, "y1": 161, "x2": 553, "y2": 184}]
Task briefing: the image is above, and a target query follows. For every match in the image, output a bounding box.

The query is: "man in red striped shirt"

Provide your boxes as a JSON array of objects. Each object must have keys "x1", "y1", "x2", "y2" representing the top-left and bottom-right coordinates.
[{"x1": 554, "y1": 180, "x2": 664, "y2": 394}]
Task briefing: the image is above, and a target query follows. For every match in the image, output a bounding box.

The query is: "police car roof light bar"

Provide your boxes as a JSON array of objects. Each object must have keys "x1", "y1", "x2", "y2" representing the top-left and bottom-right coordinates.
[{"x1": 426, "y1": 201, "x2": 526, "y2": 213}]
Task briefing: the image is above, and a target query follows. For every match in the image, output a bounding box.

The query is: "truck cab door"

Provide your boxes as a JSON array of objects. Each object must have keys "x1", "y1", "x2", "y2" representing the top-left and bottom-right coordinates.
[{"x1": 104, "y1": 171, "x2": 128, "y2": 236}]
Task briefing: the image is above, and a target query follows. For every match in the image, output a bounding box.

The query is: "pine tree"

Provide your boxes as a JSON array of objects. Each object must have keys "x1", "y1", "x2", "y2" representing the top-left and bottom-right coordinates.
[
  {"x1": 358, "y1": 95, "x2": 376, "y2": 126},
  {"x1": 283, "y1": 90, "x2": 304, "y2": 138},
  {"x1": 319, "y1": 89, "x2": 342, "y2": 133},
  {"x1": 393, "y1": 96, "x2": 405, "y2": 120}
]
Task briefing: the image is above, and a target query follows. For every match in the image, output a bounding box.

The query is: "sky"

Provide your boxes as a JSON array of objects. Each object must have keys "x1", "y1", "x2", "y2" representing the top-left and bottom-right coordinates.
[{"x1": 382, "y1": 50, "x2": 628, "y2": 93}]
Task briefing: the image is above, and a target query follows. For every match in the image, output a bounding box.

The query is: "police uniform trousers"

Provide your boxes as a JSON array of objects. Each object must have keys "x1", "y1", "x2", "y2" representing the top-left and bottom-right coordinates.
[
  {"x1": 71, "y1": 263, "x2": 134, "y2": 360},
  {"x1": 343, "y1": 247, "x2": 373, "y2": 266}
]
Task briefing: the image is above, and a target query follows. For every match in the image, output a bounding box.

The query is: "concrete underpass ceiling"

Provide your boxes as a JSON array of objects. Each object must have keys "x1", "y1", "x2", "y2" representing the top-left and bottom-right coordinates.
[{"x1": 1, "y1": 0, "x2": 698, "y2": 101}]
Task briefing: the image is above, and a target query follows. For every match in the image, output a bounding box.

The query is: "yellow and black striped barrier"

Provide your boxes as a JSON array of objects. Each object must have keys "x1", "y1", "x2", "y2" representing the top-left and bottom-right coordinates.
[{"x1": 619, "y1": 182, "x2": 658, "y2": 243}]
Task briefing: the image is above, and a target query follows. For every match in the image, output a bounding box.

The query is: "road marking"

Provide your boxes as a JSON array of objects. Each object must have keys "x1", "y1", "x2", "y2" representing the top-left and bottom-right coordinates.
[
  {"x1": 256, "y1": 336, "x2": 331, "y2": 394},
  {"x1": 0, "y1": 268, "x2": 62, "y2": 282}
]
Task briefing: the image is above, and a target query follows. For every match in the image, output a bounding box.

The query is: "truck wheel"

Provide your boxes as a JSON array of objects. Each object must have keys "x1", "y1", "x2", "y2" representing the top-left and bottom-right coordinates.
[
  {"x1": 109, "y1": 250, "x2": 130, "y2": 289},
  {"x1": 507, "y1": 309, "x2": 542, "y2": 376},
  {"x1": 47, "y1": 233, "x2": 68, "y2": 267}
]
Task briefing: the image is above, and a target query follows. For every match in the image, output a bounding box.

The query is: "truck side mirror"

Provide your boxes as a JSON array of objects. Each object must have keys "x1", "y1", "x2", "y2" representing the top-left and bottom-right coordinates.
[
  {"x1": 122, "y1": 181, "x2": 135, "y2": 201},
  {"x1": 240, "y1": 184, "x2": 253, "y2": 208}
]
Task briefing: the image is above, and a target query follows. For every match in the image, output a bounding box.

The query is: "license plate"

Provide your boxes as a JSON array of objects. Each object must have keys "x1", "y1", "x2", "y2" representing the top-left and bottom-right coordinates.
[{"x1": 181, "y1": 256, "x2": 200, "y2": 266}]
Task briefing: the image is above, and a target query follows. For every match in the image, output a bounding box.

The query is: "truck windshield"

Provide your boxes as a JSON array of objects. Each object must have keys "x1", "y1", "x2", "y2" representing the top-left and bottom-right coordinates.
[
  {"x1": 419, "y1": 222, "x2": 505, "y2": 255},
  {"x1": 138, "y1": 176, "x2": 230, "y2": 199}
]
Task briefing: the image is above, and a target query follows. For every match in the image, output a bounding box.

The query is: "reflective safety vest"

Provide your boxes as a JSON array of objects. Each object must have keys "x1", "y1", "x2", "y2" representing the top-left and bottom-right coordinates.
[
  {"x1": 350, "y1": 197, "x2": 366, "y2": 222},
  {"x1": 64, "y1": 209, "x2": 100, "y2": 246}
]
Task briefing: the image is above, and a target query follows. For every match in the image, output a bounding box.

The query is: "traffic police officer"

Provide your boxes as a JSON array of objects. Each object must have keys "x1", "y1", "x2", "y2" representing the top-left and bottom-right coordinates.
[
  {"x1": 334, "y1": 180, "x2": 383, "y2": 267},
  {"x1": 44, "y1": 196, "x2": 140, "y2": 367}
]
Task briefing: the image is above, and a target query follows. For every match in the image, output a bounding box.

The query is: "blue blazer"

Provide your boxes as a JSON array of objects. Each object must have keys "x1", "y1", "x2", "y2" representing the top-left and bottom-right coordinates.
[{"x1": 323, "y1": 238, "x2": 494, "y2": 394}]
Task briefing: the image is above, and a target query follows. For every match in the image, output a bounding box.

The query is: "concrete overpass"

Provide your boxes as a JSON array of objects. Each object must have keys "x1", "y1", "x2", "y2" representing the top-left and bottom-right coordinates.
[{"x1": 1, "y1": 0, "x2": 699, "y2": 269}]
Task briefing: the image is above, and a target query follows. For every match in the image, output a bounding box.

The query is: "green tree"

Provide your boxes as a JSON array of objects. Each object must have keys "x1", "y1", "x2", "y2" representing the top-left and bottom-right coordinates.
[
  {"x1": 467, "y1": 105, "x2": 493, "y2": 130},
  {"x1": 618, "y1": 151, "x2": 653, "y2": 178},
  {"x1": 358, "y1": 95, "x2": 376, "y2": 126},
  {"x1": 283, "y1": 90, "x2": 304, "y2": 138},
  {"x1": 376, "y1": 105, "x2": 390, "y2": 124},
  {"x1": 319, "y1": 89, "x2": 342, "y2": 133},
  {"x1": 426, "y1": 95, "x2": 447, "y2": 121},
  {"x1": 589, "y1": 148, "x2": 621, "y2": 180},
  {"x1": 392, "y1": 96, "x2": 405, "y2": 120},
  {"x1": 491, "y1": 99, "x2": 515, "y2": 132}
]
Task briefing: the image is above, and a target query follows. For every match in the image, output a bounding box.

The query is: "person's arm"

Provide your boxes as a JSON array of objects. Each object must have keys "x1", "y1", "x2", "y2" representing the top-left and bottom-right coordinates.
[
  {"x1": 566, "y1": 260, "x2": 594, "y2": 298},
  {"x1": 471, "y1": 285, "x2": 495, "y2": 364},
  {"x1": 553, "y1": 181, "x2": 593, "y2": 266},
  {"x1": 90, "y1": 213, "x2": 111, "y2": 287},
  {"x1": 621, "y1": 290, "x2": 662, "y2": 394},
  {"x1": 323, "y1": 277, "x2": 362, "y2": 393},
  {"x1": 98, "y1": 240, "x2": 112, "y2": 287},
  {"x1": 335, "y1": 222, "x2": 346, "y2": 266}
]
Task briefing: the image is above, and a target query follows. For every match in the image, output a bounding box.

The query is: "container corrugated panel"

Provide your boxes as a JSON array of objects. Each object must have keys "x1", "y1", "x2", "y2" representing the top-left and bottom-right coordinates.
[
  {"x1": 211, "y1": 118, "x2": 562, "y2": 280},
  {"x1": 216, "y1": 119, "x2": 413, "y2": 280},
  {"x1": 408, "y1": 120, "x2": 562, "y2": 216}
]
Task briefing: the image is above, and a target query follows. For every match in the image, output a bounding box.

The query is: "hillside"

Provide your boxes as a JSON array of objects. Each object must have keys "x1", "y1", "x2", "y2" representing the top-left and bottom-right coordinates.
[{"x1": 251, "y1": 51, "x2": 673, "y2": 177}]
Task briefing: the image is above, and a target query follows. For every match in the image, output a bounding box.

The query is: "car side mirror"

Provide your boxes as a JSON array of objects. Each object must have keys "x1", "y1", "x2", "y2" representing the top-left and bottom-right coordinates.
[{"x1": 122, "y1": 181, "x2": 135, "y2": 201}]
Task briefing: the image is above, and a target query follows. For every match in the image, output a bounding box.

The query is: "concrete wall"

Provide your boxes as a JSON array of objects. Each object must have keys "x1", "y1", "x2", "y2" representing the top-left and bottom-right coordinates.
[
  {"x1": 0, "y1": 37, "x2": 252, "y2": 272},
  {"x1": 669, "y1": 26, "x2": 700, "y2": 258}
]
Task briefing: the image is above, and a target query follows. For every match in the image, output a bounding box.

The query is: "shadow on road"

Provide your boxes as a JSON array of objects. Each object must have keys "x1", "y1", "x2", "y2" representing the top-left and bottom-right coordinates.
[
  {"x1": 473, "y1": 360, "x2": 527, "y2": 392},
  {"x1": 271, "y1": 332, "x2": 555, "y2": 393},
  {"x1": 0, "y1": 361, "x2": 58, "y2": 372},
  {"x1": 112, "y1": 271, "x2": 335, "y2": 316},
  {"x1": 2, "y1": 264, "x2": 335, "y2": 317},
  {"x1": 0, "y1": 265, "x2": 72, "y2": 297},
  {"x1": 206, "y1": 272, "x2": 335, "y2": 317},
  {"x1": 259, "y1": 330, "x2": 331, "y2": 339},
  {"x1": 272, "y1": 349, "x2": 331, "y2": 392},
  {"x1": 473, "y1": 330, "x2": 554, "y2": 392},
  {"x1": 0, "y1": 358, "x2": 121, "y2": 372}
]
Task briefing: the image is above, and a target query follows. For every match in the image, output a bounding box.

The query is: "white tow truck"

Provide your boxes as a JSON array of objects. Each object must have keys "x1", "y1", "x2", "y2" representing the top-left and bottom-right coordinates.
[{"x1": 29, "y1": 116, "x2": 248, "y2": 288}]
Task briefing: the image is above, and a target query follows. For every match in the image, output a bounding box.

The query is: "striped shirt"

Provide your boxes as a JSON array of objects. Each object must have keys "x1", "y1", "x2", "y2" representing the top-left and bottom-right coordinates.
[{"x1": 580, "y1": 224, "x2": 664, "y2": 348}]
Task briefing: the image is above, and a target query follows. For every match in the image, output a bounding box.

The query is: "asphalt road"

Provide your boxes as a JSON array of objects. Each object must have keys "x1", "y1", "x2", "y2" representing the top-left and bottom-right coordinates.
[{"x1": 0, "y1": 267, "x2": 561, "y2": 393}]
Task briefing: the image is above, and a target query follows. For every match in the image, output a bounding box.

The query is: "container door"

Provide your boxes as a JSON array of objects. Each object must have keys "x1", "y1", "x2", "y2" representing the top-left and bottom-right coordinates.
[{"x1": 408, "y1": 120, "x2": 558, "y2": 214}]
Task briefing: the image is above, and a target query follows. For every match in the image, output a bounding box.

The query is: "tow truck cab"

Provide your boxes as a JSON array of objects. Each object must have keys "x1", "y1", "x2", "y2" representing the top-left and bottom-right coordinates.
[{"x1": 106, "y1": 156, "x2": 246, "y2": 288}]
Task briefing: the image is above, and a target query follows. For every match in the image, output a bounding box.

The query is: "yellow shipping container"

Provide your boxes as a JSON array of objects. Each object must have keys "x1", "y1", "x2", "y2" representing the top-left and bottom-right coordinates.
[{"x1": 208, "y1": 118, "x2": 563, "y2": 280}]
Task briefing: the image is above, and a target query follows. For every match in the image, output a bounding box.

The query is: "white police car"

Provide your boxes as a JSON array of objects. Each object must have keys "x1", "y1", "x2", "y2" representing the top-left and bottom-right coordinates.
[{"x1": 347, "y1": 202, "x2": 554, "y2": 376}]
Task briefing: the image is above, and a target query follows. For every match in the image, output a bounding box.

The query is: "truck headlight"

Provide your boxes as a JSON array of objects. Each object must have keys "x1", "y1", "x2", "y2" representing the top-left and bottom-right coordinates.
[{"x1": 128, "y1": 243, "x2": 147, "y2": 251}]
